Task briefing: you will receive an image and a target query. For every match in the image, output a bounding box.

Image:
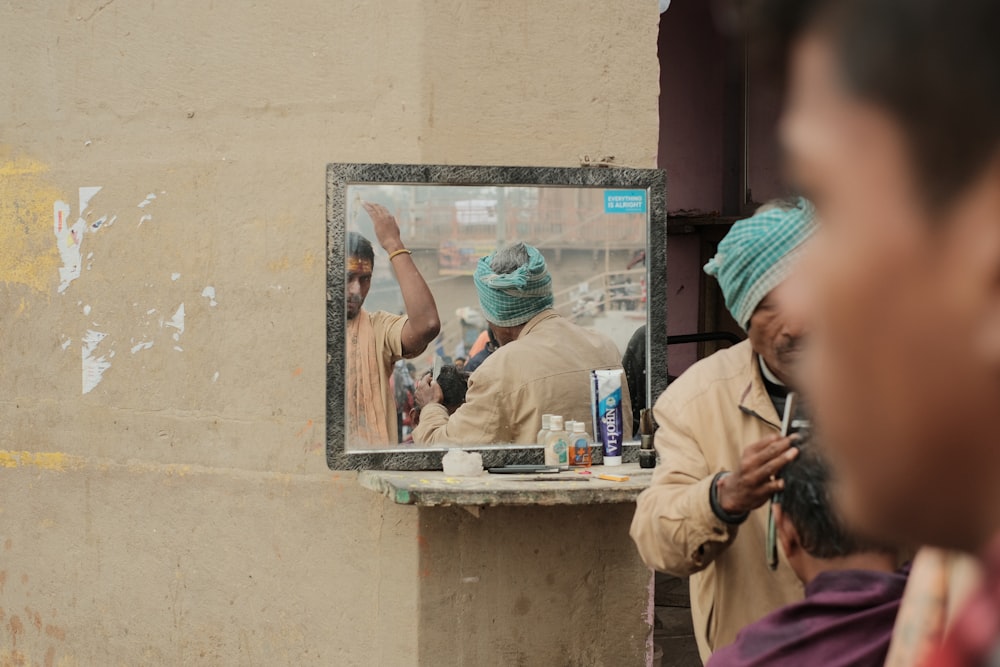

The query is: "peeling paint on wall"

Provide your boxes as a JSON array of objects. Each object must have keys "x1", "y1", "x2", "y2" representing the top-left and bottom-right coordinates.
[
  {"x1": 136, "y1": 192, "x2": 162, "y2": 227},
  {"x1": 54, "y1": 187, "x2": 102, "y2": 294},
  {"x1": 42, "y1": 182, "x2": 222, "y2": 392},
  {"x1": 166, "y1": 304, "x2": 185, "y2": 341},
  {"x1": 81, "y1": 329, "x2": 111, "y2": 394}
]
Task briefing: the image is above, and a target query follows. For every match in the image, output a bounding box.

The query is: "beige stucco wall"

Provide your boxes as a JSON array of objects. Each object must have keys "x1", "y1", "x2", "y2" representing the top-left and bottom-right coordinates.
[{"x1": 0, "y1": 1, "x2": 659, "y2": 664}]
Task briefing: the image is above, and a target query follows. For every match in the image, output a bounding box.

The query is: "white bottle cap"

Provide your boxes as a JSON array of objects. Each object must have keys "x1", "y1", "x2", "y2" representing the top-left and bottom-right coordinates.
[
  {"x1": 541, "y1": 414, "x2": 552, "y2": 429},
  {"x1": 572, "y1": 422, "x2": 586, "y2": 433},
  {"x1": 564, "y1": 420, "x2": 575, "y2": 432},
  {"x1": 550, "y1": 415, "x2": 564, "y2": 430}
]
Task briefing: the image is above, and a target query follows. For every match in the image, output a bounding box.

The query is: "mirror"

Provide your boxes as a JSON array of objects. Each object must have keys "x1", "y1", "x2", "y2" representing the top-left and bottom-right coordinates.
[{"x1": 327, "y1": 164, "x2": 667, "y2": 470}]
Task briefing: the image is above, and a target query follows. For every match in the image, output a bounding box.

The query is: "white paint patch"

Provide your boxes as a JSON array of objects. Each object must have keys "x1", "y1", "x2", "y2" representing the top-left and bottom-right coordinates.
[
  {"x1": 138, "y1": 193, "x2": 156, "y2": 208},
  {"x1": 130, "y1": 340, "x2": 154, "y2": 354},
  {"x1": 174, "y1": 346, "x2": 183, "y2": 352},
  {"x1": 171, "y1": 273, "x2": 181, "y2": 281},
  {"x1": 83, "y1": 305, "x2": 91, "y2": 316},
  {"x1": 146, "y1": 308, "x2": 156, "y2": 315},
  {"x1": 90, "y1": 215, "x2": 108, "y2": 232},
  {"x1": 212, "y1": 371, "x2": 219, "y2": 383},
  {"x1": 54, "y1": 200, "x2": 80, "y2": 293},
  {"x1": 54, "y1": 187, "x2": 104, "y2": 294},
  {"x1": 138, "y1": 214, "x2": 152, "y2": 226},
  {"x1": 60, "y1": 337, "x2": 72, "y2": 351},
  {"x1": 201, "y1": 286, "x2": 217, "y2": 307},
  {"x1": 165, "y1": 304, "x2": 185, "y2": 335},
  {"x1": 79, "y1": 186, "x2": 102, "y2": 213},
  {"x1": 82, "y1": 329, "x2": 111, "y2": 394}
]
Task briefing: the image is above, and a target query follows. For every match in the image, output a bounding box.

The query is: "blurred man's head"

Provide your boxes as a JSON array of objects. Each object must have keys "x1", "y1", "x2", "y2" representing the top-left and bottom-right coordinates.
[
  {"x1": 473, "y1": 242, "x2": 554, "y2": 346},
  {"x1": 775, "y1": 445, "x2": 894, "y2": 584},
  {"x1": 347, "y1": 232, "x2": 375, "y2": 320},
  {"x1": 704, "y1": 198, "x2": 816, "y2": 385},
  {"x1": 757, "y1": 0, "x2": 1000, "y2": 551},
  {"x1": 436, "y1": 365, "x2": 470, "y2": 414}
]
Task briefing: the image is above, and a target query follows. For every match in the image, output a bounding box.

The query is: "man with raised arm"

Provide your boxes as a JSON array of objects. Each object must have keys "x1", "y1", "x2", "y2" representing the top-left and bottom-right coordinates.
[{"x1": 346, "y1": 202, "x2": 440, "y2": 446}]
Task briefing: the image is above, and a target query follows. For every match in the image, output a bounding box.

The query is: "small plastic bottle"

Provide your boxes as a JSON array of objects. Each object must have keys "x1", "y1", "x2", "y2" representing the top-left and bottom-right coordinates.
[
  {"x1": 563, "y1": 422, "x2": 576, "y2": 465},
  {"x1": 569, "y1": 421, "x2": 592, "y2": 468},
  {"x1": 536, "y1": 414, "x2": 553, "y2": 446},
  {"x1": 544, "y1": 416, "x2": 570, "y2": 469}
]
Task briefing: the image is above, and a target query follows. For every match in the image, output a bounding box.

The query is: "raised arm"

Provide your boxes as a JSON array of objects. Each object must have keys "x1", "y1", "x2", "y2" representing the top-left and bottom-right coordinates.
[{"x1": 363, "y1": 202, "x2": 441, "y2": 357}]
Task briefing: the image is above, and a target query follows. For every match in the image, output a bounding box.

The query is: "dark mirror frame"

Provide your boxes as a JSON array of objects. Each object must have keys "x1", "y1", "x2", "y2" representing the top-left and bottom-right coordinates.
[{"x1": 327, "y1": 163, "x2": 667, "y2": 471}]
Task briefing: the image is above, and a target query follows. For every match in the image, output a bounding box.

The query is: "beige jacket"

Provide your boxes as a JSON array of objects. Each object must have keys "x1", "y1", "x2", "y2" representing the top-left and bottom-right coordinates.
[
  {"x1": 413, "y1": 310, "x2": 630, "y2": 445},
  {"x1": 630, "y1": 340, "x2": 803, "y2": 661}
]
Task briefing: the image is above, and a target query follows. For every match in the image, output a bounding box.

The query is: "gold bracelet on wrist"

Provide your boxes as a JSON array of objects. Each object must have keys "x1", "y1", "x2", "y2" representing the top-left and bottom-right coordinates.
[{"x1": 388, "y1": 248, "x2": 412, "y2": 261}]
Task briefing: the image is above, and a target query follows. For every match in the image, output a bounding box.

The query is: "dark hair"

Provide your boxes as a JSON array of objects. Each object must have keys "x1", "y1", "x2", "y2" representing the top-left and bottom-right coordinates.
[
  {"x1": 778, "y1": 445, "x2": 883, "y2": 559},
  {"x1": 747, "y1": 0, "x2": 1000, "y2": 211},
  {"x1": 436, "y1": 365, "x2": 469, "y2": 410},
  {"x1": 348, "y1": 231, "x2": 375, "y2": 265}
]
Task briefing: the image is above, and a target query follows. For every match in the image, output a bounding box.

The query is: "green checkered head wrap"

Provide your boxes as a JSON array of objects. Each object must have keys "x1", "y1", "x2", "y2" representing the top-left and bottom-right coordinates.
[
  {"x1": 474, "y1": 243, "x2": 554, "y2": 327},
  {"x1": 704, "y1": 198, "x2": 817, "y2": 330}
]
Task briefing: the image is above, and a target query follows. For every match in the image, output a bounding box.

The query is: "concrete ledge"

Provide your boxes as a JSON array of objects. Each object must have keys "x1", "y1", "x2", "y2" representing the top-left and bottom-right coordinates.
[{"x1": 359, "y1": 463, "x2": 653, "y2": 506}]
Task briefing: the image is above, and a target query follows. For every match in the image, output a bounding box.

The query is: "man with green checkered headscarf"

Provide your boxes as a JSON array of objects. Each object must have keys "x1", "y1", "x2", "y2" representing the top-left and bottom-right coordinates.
[
  {"x1": 412, "y1": 242, "x2": 630, "y2": 446},
  {"x1": 630, "y1": 198, "x2": 817, "y2": 662}
]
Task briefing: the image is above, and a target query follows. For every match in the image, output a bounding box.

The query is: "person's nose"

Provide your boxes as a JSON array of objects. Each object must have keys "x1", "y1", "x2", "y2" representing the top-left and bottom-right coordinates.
[
  {"x1": 347, "y1": 277, "x2": 361, "y2": 298},
  {"x1": 781, "y1": 298, "x2": 809, "y2": 341},
  {"x1": 781, "y1": 244, "x2": 820, "y2": 342}
]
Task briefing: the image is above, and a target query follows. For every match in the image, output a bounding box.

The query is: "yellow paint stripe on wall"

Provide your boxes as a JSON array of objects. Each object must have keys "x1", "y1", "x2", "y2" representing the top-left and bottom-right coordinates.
[
  {"x1": 0, "y1": 451, "x2": 76, "y2": 471},
  {"x1": 0, "y1": 148, "x2": 62, "y2": 293}
]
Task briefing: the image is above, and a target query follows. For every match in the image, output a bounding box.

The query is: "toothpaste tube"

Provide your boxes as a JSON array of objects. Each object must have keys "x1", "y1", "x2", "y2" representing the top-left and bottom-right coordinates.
[{"x1": 591, "y1": 369, "x2": 624, "y2": 466}]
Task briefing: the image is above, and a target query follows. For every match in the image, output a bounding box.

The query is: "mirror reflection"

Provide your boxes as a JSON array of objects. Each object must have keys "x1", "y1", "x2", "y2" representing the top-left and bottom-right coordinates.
[{"x1": 345, "y1": 184, "x2": 647, "y2": 452}]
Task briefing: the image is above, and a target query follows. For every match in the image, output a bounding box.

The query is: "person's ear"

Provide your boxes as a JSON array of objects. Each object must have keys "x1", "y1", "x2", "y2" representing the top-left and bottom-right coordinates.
[{"x1": 774, "y1": 504, "x2": 800, "y2": 560}]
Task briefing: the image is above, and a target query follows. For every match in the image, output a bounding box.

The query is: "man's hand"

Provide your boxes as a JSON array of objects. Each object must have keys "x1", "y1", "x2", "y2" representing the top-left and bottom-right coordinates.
[
  {"x1": 414, "y1": 374, "x2": 444, "y2": 410},
  {"x1": 362, "y1": 202, "x2": 404, "y2": 254},
  {"x1": 716, "y1": 434, "x2": 799, "y2": 516}
]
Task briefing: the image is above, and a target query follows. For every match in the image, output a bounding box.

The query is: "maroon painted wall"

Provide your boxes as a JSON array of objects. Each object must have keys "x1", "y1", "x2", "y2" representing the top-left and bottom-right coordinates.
[{"x1": 658, "y1": 3, "x2": 785, "y2": 377}]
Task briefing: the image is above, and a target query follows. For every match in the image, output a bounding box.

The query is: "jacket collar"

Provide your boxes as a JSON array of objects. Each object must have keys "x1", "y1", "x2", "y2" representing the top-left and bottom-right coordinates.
[
  {"x1": 738, "y1": 348, "x2": 782, "y2": 430},
  {"x1": 517, "y1": 309, "x2": 558, "y2": 340}
]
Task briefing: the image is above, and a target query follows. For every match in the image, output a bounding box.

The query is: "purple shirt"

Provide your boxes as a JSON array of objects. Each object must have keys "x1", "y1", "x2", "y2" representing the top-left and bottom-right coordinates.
[{"x1": 707, "y1": 568, "x2": 908, "y2": 667}]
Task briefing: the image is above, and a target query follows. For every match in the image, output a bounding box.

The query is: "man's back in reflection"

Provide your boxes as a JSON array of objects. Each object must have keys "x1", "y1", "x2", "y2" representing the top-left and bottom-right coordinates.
[
  {"x1": 346, "y1": 203, "x2": 439, "y2": 447},
  {"x1": 412, "y1": 242, "x2": 630, "y2": 446}
]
